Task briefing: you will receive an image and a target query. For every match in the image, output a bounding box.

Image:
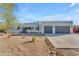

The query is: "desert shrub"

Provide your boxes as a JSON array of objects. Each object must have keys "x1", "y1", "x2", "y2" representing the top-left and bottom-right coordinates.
[{"x1": 32, "y1": 36, "x2": 36, "y2": 42}]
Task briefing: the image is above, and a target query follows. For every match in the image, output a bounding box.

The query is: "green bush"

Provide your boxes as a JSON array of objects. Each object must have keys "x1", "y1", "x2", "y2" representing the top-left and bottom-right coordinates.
[{"x1": 32, "y1": 36, "x2": 36, "y2": 42}]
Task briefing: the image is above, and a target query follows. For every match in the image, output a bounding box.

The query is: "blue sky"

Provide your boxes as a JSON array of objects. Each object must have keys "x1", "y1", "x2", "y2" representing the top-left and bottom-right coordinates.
[{"x1": 1, "y1": 3, "x2": 79, "y2": 25}]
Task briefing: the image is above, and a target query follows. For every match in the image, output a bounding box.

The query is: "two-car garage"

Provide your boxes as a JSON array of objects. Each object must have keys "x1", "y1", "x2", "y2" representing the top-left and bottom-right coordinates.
[
  {"x1": 40, "y1": 21, "x2": 73, "y2": 34},
  {"x1": 44, "y1": 26, "x2": 71, "y2": 34}
]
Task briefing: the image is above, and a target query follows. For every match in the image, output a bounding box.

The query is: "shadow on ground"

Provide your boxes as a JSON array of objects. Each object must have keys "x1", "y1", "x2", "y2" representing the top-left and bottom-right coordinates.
[
  {"x1": 45, "y1": 33, "x2": 71, "y2": 37},
  {"x1": 11, "y1": 33, "x2": 43, "y2": 36},
  {"x1": 23, "y1": 41, "x2": 33, "y2": 43}
]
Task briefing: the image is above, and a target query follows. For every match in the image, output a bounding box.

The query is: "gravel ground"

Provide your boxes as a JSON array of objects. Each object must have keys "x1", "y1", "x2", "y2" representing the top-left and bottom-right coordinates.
[{"x1": 0, "y1": 34, "x2": 50, "y2": 56}]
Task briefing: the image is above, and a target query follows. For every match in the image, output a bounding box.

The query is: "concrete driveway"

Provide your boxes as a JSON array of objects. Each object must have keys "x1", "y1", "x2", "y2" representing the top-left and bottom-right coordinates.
[{"x1": 47, "y1": 34, "x2": 79, "y2": 48}]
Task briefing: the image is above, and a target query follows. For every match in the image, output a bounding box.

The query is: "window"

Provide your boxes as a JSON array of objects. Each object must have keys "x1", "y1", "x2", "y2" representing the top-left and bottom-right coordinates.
[
  {"x1": 36, "y1": 27, "x2": 39, "y2": 30},
  {"x1": 26, "y1": 27, "x2": 34, "y2": 30},
  {"x1": 36, "y1": 24, "x2": 39, "y2": 30}
]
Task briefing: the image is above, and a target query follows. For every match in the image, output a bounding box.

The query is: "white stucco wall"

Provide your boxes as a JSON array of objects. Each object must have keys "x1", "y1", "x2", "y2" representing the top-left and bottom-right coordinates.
[
  {"x1": 53, "y1": 26, "x2": 55, "y2": 34},
  {"x1": 70, "y1": 26, "x2": 73, "y2": 33}
]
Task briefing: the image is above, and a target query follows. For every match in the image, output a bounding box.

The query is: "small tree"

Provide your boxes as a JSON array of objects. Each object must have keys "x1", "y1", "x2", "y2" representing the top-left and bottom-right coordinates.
[{"x1": 0, "y1": 3, "x2": 17, "y2": 33}]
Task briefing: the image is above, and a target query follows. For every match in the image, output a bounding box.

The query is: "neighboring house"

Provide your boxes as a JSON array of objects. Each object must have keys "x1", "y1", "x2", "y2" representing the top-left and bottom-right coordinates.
[{"x1": 8, "y1": 21, "x2": 73, "y2": 34}]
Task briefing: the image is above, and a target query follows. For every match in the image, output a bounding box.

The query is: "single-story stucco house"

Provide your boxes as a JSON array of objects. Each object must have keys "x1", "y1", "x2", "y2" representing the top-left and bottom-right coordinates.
[{"x1": 8, "y1": 21, "x2": 73, "y2": 34}]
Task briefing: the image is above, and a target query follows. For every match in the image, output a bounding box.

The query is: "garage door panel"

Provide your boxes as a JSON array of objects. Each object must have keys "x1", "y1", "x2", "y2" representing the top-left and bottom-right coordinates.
[
  {"x1": 44, "y1": 26, "x2": 52, "y2": 34},
  {"x1": 55, "y1": 26, "x2": 70, "y2": 33}
]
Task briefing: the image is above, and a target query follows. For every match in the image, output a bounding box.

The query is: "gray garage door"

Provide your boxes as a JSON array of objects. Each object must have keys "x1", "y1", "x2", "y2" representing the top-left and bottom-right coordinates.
[
  {"x1": 55, "y1": 26, "x2": 70, "y2": 33},
  {"x1": 44, "y1": 26, "x2": 52, "y2": 34}
]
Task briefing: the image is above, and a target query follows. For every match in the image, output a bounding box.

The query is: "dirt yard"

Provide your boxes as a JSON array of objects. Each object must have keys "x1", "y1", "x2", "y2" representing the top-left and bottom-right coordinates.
[
  {"x1": 0, "y1": 34, "x2": 50, "y2": 56},
  {"x1": 1, "y1": 34, "x2": 79, "y2": 56}
]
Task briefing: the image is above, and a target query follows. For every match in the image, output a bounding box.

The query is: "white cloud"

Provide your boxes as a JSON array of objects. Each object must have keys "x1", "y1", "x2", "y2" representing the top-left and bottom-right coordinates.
[
  {"x1": 72, "y1": 8, "x2": 79, "y2": 14},
  {"x1": 69, "y1": 8, "x2": 79, "y2": 25},
  {"x1": 64, "y1": 16, "x2": 72, "y2": 20},
  {"x1": 39, "y1": 14, "x2": 72, "y2": 21},
  {"x1": 17, "y1": 7, "x2": 79, "y2": 25},
  {"x1": 70, "y1": 3, "x2": 76, "y2": 7}
]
